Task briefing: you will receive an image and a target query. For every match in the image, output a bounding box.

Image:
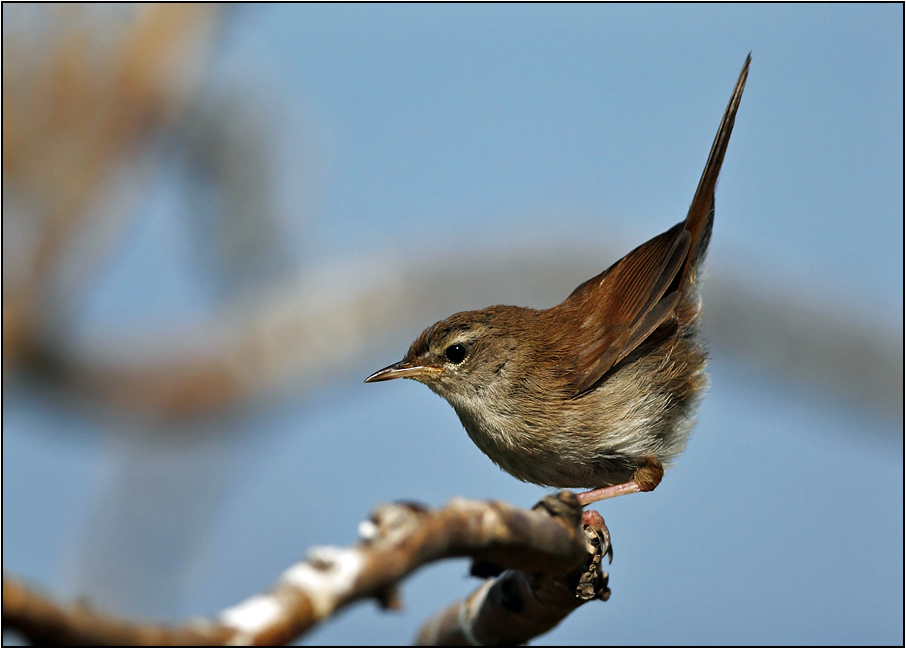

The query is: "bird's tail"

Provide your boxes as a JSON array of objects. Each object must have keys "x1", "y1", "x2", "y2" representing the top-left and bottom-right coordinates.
[{"x1": 681, "y1": 54, "x2": 750, "y2": 288}]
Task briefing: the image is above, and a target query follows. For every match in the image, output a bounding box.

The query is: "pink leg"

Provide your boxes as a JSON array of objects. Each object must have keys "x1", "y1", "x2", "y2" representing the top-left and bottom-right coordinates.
[
  {"x1": 576, "y1": 481, "x2": 640, "y2": 506},
  {"x1": 576, "y1": 456, "x2": 665, "y2": 506}
]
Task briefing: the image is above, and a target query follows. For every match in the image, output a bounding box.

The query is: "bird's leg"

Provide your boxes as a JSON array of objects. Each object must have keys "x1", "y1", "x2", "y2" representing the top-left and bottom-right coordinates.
[
  {"x1": 576, "y1": 456, "x2": 664, "y2": 506},
  {"x1": 576, "y1": 482, "x2": 640, "y2": 505}
]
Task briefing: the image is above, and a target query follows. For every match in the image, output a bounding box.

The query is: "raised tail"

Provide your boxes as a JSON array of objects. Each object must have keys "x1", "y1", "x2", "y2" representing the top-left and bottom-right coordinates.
[{"x1": 681, "y1": 54, "x2": 750, "y2": 288}]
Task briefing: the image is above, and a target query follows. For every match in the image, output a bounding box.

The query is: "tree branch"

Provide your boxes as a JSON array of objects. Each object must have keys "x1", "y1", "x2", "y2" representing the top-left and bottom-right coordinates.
[
  {"x1": 415, "y1": 509, "x2": 612, "y2": 646},
  {"x1": 3, "y1": 492, "x2": 608, "y2": 646},
  {"x1": 2, "y1": 577, "x2": 230, "y2": 646}
]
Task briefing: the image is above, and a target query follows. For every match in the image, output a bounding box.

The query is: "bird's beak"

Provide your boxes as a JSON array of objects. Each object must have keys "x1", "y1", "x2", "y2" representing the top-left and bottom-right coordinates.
[{"x1": 364, "y1": 359, "x2": 442, "y2": 383}]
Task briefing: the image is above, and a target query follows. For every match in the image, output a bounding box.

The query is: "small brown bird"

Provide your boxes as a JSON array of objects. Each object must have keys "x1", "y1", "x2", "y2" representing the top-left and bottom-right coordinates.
[{"x1": 366, "y1": 56, "x2": 749, "y2": 505}]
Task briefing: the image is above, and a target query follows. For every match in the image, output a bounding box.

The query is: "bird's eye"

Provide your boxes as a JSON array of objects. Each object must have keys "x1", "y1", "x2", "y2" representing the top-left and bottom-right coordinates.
[{"x1": 444, "y1": 343, "x2": 467, "y2": 364}]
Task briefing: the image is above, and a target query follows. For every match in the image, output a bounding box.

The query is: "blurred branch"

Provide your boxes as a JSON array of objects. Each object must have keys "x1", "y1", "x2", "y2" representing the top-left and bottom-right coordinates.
[
  {"x1": 2, "y1": 577, "x2": 230, "y2": 647},
  {"x1": 30, "y1": 248, "x2": 902, "y2": 421},
  {"x1": 701, "y1": 273, "x2": 903, "y2": 418},
  {"x1": 3, "y1": 4, "x2": 220, "y2": 366},
  {"x1": 2, "y1": 492, "x2": 609, "y2": 646}
]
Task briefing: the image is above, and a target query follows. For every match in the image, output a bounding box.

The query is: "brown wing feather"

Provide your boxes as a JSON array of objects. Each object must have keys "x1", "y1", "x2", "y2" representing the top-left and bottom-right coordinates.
[
  {"x1": 559, "y1": 55, "x2": 750, "y2": 396},
  {"x1": 561, "y1": 223, "x2": 690, "y2": 395}
]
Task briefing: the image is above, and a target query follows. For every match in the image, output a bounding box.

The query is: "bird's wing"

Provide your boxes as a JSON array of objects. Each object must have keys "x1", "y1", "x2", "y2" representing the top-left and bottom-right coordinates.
[
  {"x1": 559, "y1": 222, "x2": 689, "y2": 396},
  {"x1": 560, "y1": 54, "x2": 750, "y2": 396}
]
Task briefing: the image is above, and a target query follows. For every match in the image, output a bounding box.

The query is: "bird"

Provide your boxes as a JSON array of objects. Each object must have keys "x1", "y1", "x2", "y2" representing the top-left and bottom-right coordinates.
[{"x1": 365, "y1": 56, "x2": 750, "y2": 506}]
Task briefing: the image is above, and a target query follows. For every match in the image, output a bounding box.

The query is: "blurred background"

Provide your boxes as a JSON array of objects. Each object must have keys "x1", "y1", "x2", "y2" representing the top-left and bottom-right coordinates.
[{"x1": 2, "y1": 4, "x2": 902, "y2": 646}]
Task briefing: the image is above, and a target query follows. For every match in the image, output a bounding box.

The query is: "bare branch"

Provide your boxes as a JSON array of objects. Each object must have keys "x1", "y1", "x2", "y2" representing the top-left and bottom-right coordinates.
[
  {"x1": 3, "y1": 492, "x2": 605, "y2": 646},
  {"x1": 415, "y1": 509, "x2": 612, "y2": 646},
  {"x1": 2, "y1": 577, "x2": 230, "y2": 646}
]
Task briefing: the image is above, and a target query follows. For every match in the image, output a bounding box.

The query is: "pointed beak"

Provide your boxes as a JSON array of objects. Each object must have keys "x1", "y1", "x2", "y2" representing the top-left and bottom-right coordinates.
[{"x1": 364, "y1": 359, "x2": 442, "y2": 383}]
